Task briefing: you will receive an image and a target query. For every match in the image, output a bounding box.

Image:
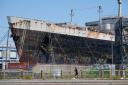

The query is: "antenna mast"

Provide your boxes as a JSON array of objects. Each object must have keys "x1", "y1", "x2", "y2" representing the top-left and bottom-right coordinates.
[{"x1": 70, "y1": 9, "x2": 74, "y2": 24}]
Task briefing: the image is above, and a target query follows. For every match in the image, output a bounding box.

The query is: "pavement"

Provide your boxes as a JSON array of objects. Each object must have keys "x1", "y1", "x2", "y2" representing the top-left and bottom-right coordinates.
[{"x1": 0, "y1": 79, "x2": 128, "y2": 85}]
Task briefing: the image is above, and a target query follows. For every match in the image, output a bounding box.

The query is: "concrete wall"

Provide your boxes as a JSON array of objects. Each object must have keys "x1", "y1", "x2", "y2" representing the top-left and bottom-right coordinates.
[{"x1": 32, "y1": 64, "x2": 90, "y2": 76}]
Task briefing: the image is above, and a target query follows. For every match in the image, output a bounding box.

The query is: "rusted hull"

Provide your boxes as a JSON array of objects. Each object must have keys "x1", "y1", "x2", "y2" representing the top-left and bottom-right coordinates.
[{"x1": 7, "y1": 16, "x2": 114, "y2": 65}]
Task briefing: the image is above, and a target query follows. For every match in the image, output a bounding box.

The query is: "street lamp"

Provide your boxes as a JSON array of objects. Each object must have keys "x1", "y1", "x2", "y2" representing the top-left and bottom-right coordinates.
[{"x1": 117, "y1": 0, "x2": 122, "y2": 17}]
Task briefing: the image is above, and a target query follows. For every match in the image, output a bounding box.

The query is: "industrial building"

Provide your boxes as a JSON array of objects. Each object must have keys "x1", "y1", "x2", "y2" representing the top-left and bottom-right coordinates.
[
  {"x1": 0, "y1": 45, "x2": 19, "y2": 70},
  {"x1": 86, "y1": 17, "x2": 128, "y2": 64}
]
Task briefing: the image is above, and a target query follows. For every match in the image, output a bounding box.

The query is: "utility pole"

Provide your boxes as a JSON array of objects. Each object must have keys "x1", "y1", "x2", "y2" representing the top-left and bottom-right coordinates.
[
  {"x1": 5, "y1": 29, "x2": 9, "y2": 70},
  {"x1": 4, "y1": 29, "x2": 10, "y2": 78},
  {"x1": 70, "y1": 9, "x2": 74, "y2": 24}
]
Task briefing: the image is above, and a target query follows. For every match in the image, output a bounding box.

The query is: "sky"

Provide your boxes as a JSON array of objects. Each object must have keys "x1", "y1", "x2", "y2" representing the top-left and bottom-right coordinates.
[{"x1": 0, "y1": 0, "x2": 128, "y2": 45}]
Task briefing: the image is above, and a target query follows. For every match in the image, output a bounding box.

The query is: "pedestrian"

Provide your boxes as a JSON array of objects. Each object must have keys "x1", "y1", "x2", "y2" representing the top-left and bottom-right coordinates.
[{"x1": 74, "y1": 67, "x2": 78, "y2": 78}]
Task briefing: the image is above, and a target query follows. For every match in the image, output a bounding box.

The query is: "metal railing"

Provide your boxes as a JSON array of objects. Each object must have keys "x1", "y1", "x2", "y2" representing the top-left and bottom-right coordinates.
[{"x1": 0, "y1": 69, "x2": 128, "y2": 80}]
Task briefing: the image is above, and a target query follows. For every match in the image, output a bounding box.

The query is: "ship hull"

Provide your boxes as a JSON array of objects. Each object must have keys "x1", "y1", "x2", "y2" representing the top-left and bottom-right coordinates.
[
  {"x1": 11, "y1": 28, "x2": 113, "y2": 65},
  {"x1": 7, "y1": 16, "x2": 114, "y2": 66}
]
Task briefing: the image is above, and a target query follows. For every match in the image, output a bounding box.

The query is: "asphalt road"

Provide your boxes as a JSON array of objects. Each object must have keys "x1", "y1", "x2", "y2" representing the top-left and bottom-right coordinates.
[{"x1": 0, "y1": 79, "x2": 128, "y2": 85}]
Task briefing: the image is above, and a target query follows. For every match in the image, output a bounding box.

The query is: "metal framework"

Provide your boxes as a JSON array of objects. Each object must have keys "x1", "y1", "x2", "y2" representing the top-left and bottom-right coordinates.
[{"x1": 114, "y1": 18, "x2": 128, "y2": 65}]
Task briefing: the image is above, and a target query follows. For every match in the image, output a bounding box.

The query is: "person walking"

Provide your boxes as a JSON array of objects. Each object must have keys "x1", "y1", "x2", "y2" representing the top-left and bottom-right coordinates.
[{"x1": 74, "y1": 67, "x2": 78, "y2": 78}]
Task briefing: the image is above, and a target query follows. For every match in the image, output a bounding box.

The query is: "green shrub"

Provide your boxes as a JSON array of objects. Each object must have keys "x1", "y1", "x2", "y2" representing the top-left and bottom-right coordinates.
[
  {"x1": 111, "y1": 76, "x2": 121, "y2": 80},
  {"x1": 23, "y1": 75, "x2": 33, "y2": 80}
]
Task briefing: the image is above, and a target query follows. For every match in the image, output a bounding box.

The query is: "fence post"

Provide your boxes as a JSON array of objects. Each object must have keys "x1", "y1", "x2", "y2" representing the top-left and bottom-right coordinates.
[
  {"x1": 61, "y1": 70, "x2": 62, "y2": 79},
  {"x1": 41, "y1": 70, "x2": 43, "y2": 79},
  {"x1": 81, "y1": 70, "x2": 82, "y2": 79},
  {"x1": 21, "y1": 71, "x2": 23, "y2": 79}
]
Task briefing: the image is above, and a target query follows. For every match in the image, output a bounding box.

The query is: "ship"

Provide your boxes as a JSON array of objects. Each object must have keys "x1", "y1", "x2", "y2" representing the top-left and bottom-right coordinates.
[{"x1": 7, "y1": 16, "x2": 116, "y2": 66}]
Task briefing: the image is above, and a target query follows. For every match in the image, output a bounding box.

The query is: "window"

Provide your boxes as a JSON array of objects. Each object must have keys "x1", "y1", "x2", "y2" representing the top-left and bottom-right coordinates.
[
  {"x1": 10, "y1": 51, "x2": 17, "y2": 59},
  {"x1": 0, "y1": 64, "x2": 2, "y2": 69},
  {"x1": 0, "y1": 51, "x2": 2, "y2": 59}
]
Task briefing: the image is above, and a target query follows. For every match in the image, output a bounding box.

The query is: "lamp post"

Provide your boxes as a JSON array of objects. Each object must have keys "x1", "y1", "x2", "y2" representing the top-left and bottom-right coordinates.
[
  {"x1": 98, "y1": 5, "x2": 103, "y2": 31},
  {"x1": 117, "y1": 0, "x2": 122, "y2": 17}
]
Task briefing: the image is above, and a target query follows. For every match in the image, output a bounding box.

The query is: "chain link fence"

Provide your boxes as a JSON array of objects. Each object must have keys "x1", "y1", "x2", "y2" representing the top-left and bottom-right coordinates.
[{"x1": 0, "y1": 69, "x2": 128, "y2": 80}]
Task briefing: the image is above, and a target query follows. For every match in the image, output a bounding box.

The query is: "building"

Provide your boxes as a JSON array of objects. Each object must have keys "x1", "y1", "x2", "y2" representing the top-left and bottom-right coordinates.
[
  {"x1": 86, "y1": 17, "x2": 128, "y2": 64},
  {"x1": 0, "y1": 45, "x2": 19, "y2": 70}
]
